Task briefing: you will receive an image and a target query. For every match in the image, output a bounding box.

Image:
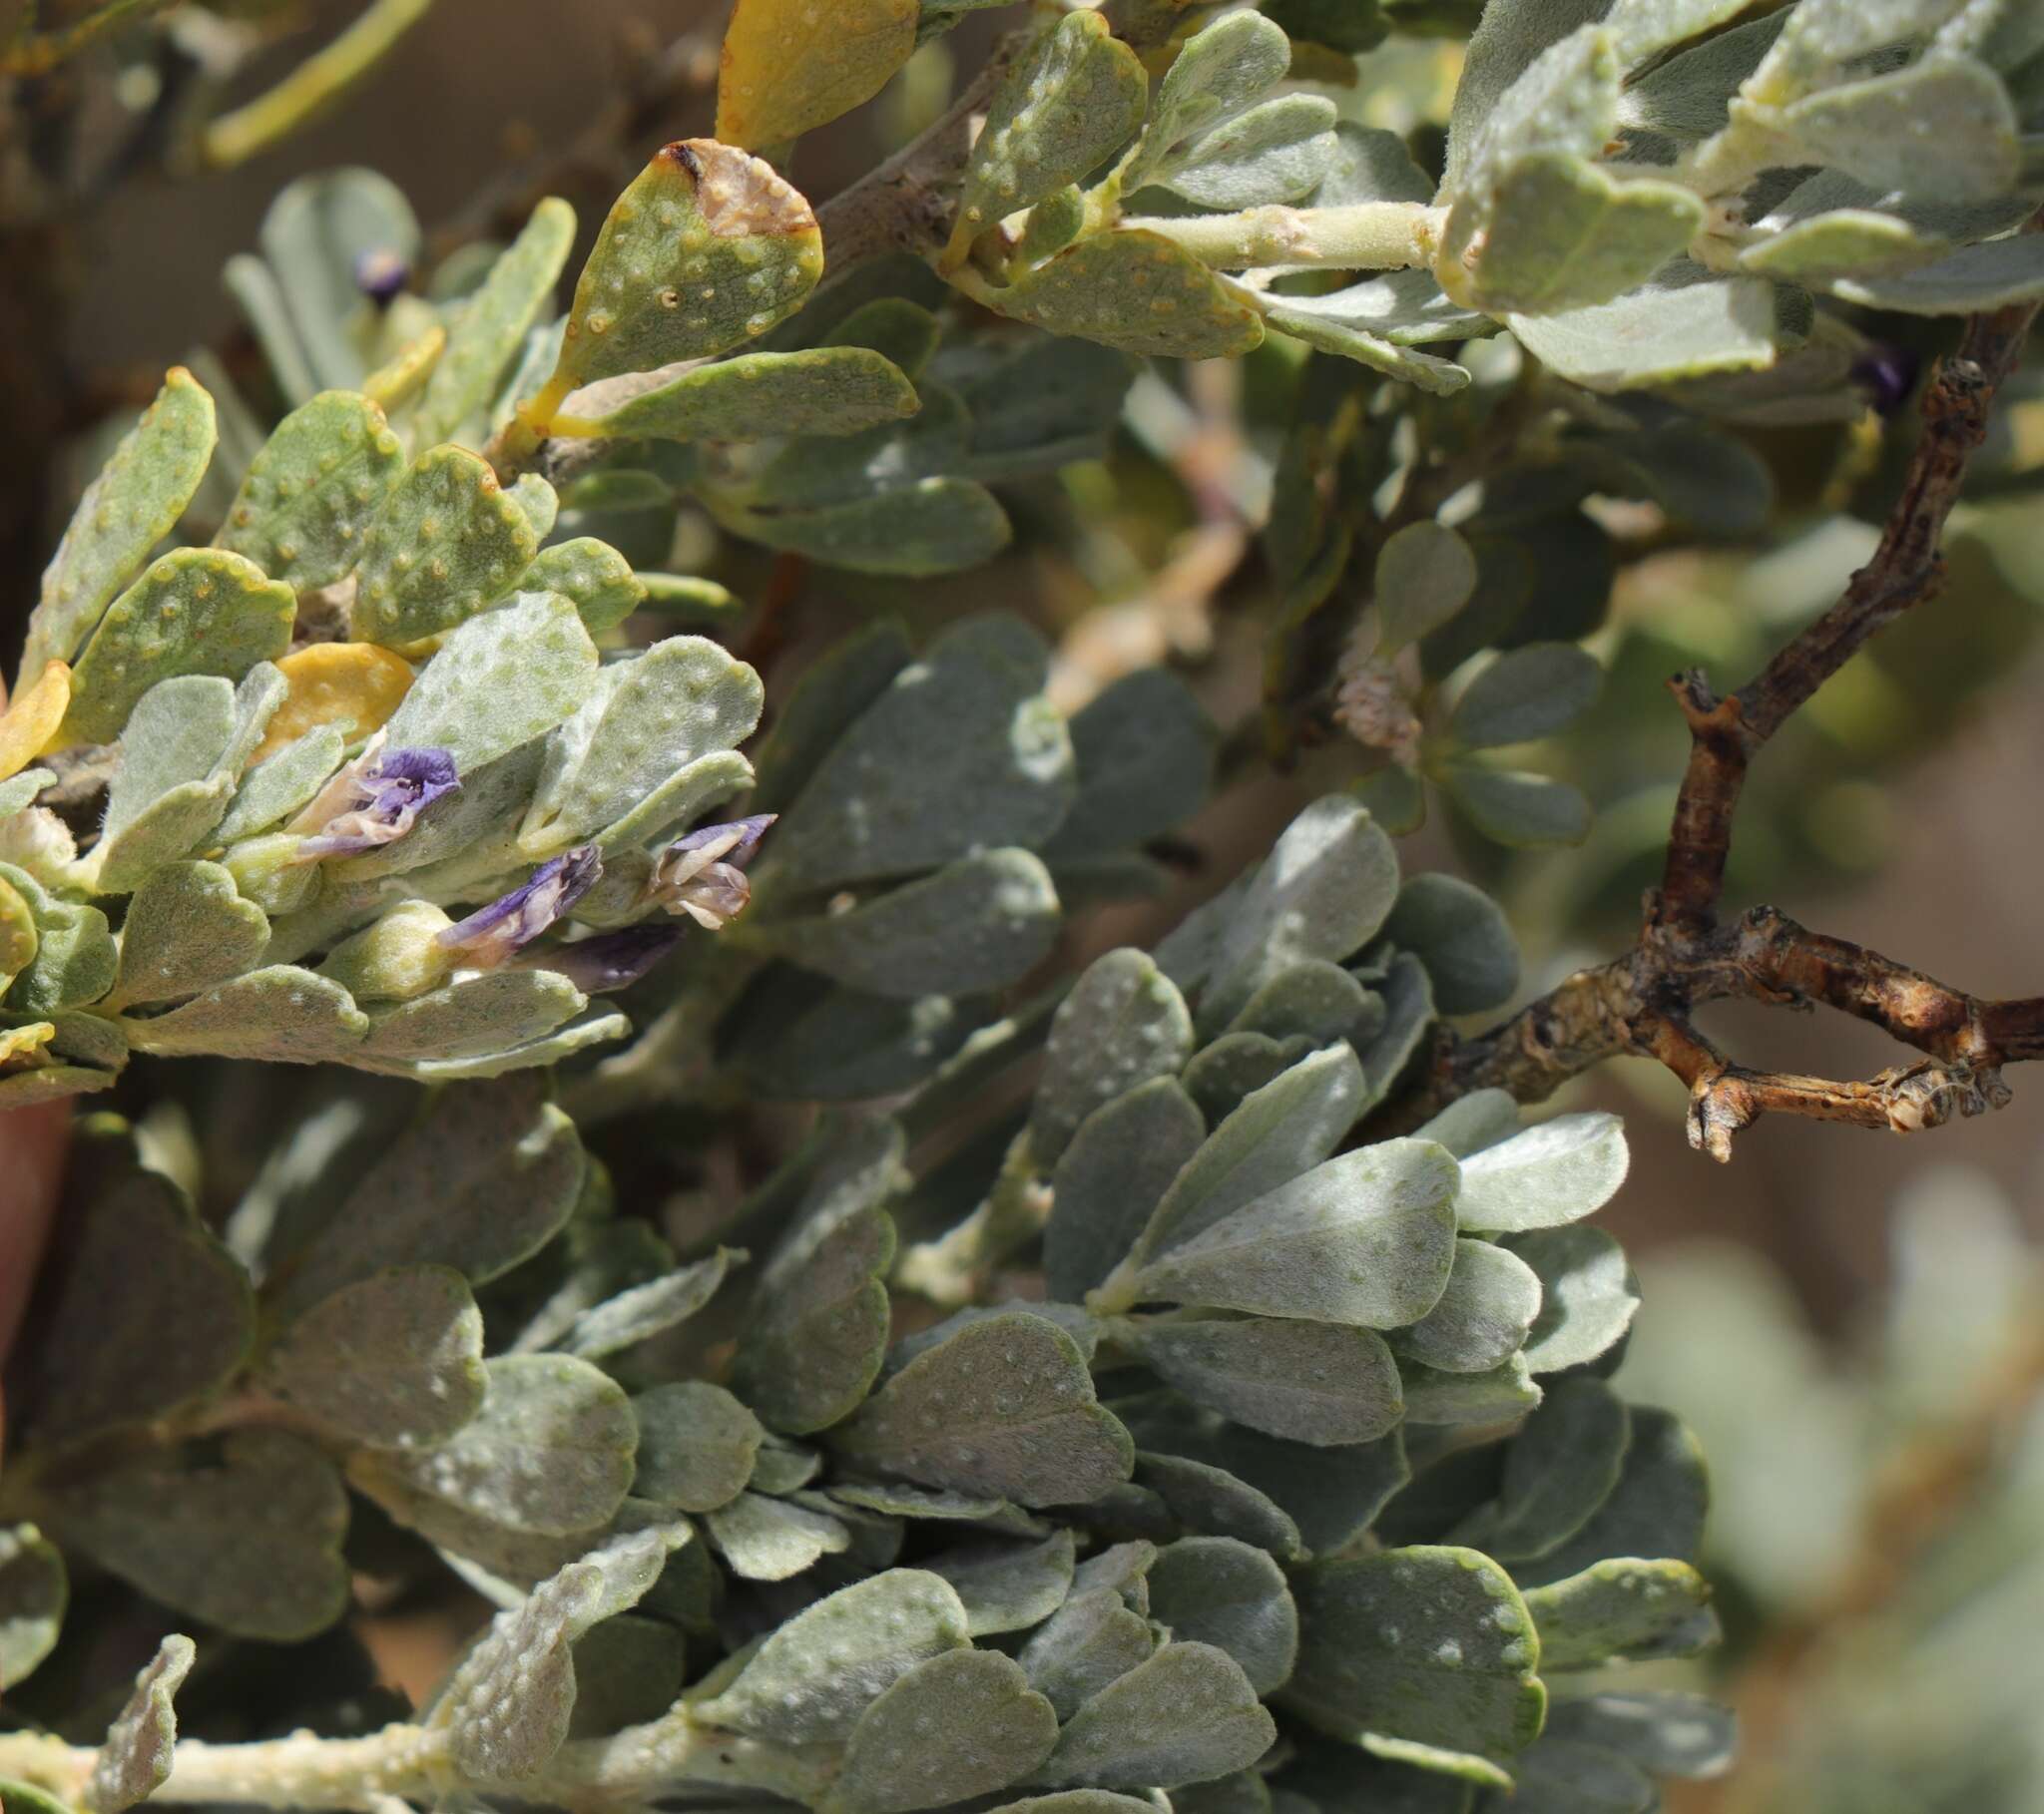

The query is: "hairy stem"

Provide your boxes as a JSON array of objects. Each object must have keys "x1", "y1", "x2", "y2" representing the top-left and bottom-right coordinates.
[{"x1": 1127, "y1": 202, "x2": 1445, "y2": 272}]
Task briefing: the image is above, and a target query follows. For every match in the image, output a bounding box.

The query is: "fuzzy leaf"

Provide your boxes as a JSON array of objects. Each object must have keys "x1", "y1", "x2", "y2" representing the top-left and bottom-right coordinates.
[
  {"x1": 1450, "y1": 645, "x2": 1603, "y2": 749},
  {"x1": 559, "y1": 1249, "x2": 739, "y2": 1359},
  {"x1": 1830, "y1": 232, "x2": 2044, "y2": 313},
  {"x1": 695, "y1": 1569, "x2": 972, "y2": 1742},
  {"x1": 1454, "y1": 1113, "x2": 1628, "y2": 1233},
  {"x1": 1037, "y1": 1642, "x2": 1278, "y2": 1789},
  {"x1": 1391, "y1": 1238, "x2": 1544, "y2": 1374},
  {"x1": 1382, "y1": 875, "x2": 1520, "y2": 1017},
  {"x1": 0, "y1": 865, "x2": 118, "y2": 1016},
  {"x1": 717, "y1": 0, "x2": 918, "y2": 147},
  {"x1": 578, "y1": 347, "x2": 918, "y2": 442},
  {"x1": 1544, "y1": 1691, "x2": 1736, "y2": 1779},
  {"x1": 1513, "y1": 1407, "x2": 1708, "y2": 1587},
  {"x1": 1124, "y1": 11, "x2": 1293, "y2": 195},
  {"x1": 261, "y1": 1265, "x2": 486, "y2": 1449},
  {"x1": 1445, "y1": 766, "x2": 1592, "y2": 849},
  {"x1": 1523, "y1": 1558, "x2": 1712, "y2": 1669},
  {"x1": 355, "y1": 967, "x2": 586, "y2": 1067},
  {"x1": 107, "y1": 860, "x2": 267, "y2": 1010},
  {"x1": 1137, "y1": 1450, "x2": 1301, "y2": 1557},
  {"x1": 1509, "y1": 1227, "x2": 1642, "y2": 1373},
  {"x1": 634, "y1": 1381, "x2": 766, "y2": 1513},
  {"x1": 1032, "y1": 950, "x2": 1197, "y2": 1168},
  {"x1": 1020, "y1": 1589, "x2": 1158, "y2": 1720},
  {"x1": 1132, "y1": 1139, "x2": 1460, "y2": 1327},
  {"x1": 87, "y1": 1634, "x2": 194, "y2": 1814},
  {"x1": 1399, "y1": 1352, "x2": 1542, "y2": 1425},
  {"x1": 218, "y1": 726, "x2": 347, "y2": 841},
  {"x1": 24, "y1": 369, "x2": 217, "y2": 679},
  {"x1": 971, "y1": 231, "x2": 1266, "y2": 360},
  {"x1": 1376, "y1": 524, "x2": 1478, "y2": 655},
  {"x1": 1288, "y1": 1547, "x2": 1544, "y2": 1768},
  {"x1": 1457, "y1": 1379, "x2": 1632, "y2": 1563},
  {"x1": 348, "y1": 447, "x2": 540, "y2": 647},
  {"x1": 49, "y1": 1431, "x2": 349, "y2": 1641},
  {"x1": 748, "y1": 618, "x2": 911, "y2": 813},
  {"x1": 926, "y1": 1531, "x2": 1077, "y2": 1636},
  {"x1": 1045, "y1": 1078, "x2": 1206, "y2": 1303},
  {"x1": 0, "y1": 1527, "x2": 66, "y2": 1691},
  {"x1": 731, "y1": 476, "x2": 1013, "y2": 577},
  {"x1": 551, "y1": 142, "x2": 824, "y2": 390},
  {"x1": 254, "y1": 644, "x2": 415, "y2": 761},
  {"x1": 834, "y1": 1313, "x2": 1134, "y2": 1505},
  {"x1": 1129, "y1": 1317, "x2": 1404, "y2": 1446},
  {"x1": 1148, "y1": 1537, "x2": 1297, "y2": 1695},
  {"x1": 214, "y1": 391, "x2": 405, "y2": 591},
  {"x1": 524, "y1": 538, "x2": 647, "y2": 636},
  {"x1": 835, "y1": 1649, "x2": 1061, "y2": 1814},
  {"x1": 1505, "y1": 1739, "x2": 1655, "y2": 1813},
  {"x1": 1509, "y1": 264, "x2": 1785, "y2": 393},
  {"x1": 1159, "y1": 94, "x2": 1340, "y2": 210}
]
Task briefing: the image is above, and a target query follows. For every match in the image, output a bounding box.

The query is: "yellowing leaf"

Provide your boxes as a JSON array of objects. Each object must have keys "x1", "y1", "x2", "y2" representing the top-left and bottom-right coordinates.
[
  {"x1": 256, "y1": 644, "x2": 415, "y2": 761},
  {"x1": 0, "y1": 662, "x2": 72, "y2": 778},
  {"x1": 717, "y1": 0, "x2": 918, "y2": 149},
  {"x1": 0, "y1": 1022, "x2": 57, "y2": 1066}
]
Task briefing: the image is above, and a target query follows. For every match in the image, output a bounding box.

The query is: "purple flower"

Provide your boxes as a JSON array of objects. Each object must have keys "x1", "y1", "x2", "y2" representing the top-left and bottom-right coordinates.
[
  {"x1": 1851, "y1": 343, "x2": 1922, "y2": 417},
  {"x1": 354, "y1": 248, "x2": 411, "y2": 305},
  {"x1": 439, "y1": 845, "x2": 604, "y2": 967},
  {"x1": 520, "y1": 923, "x2": 684, "y2": 994},
  {"x1": 290, "y1": 736, "x2": 460, "y2": 861},
  {"x1": 650, "y1": 814, "x2": 774, "y2": 930}
]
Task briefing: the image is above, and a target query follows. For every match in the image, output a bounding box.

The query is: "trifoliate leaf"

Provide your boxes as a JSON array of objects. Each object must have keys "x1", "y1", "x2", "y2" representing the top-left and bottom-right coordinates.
[
  {"x1": 833, "y1": 1312, "x2": 1134, "y2": 1506},
  {"x1": 549, "y1": 142, "x2": 824, "y2": 392},
  {"x1": 695, "y1": 1569, "x2": 972, "y2": 1743},
  {"x1": 0, "y1": 1526, "x2": 66, "y2": 1691},
  {"x1": 275, "y1": 1075, "x2": 583, "y2": 1311},
  {"x1": 412, "y1": 197, "x2": 577, "y2": 449},
  {"x1": 105, "y1": 860, "x2": 267, "y2": 1011},
  {"x1": 1512, "y1": 1408, "x2": 1708, "y2": 1587},
  {"x1": 926, "y1": 1531, "x2": 1076, "y2": 1636},
  {"x1": 1020, "y1": 1589, "x2": 1158, "y2": 1720},
  {"x1": 348, "y1": 446, "x2": 540, "y2": 647},
  {"x1": 48, "y1": 1430, "x2": 349, "y2": 1641},
  {"x1": 380, "y1": 589, "x2": 600, "y2": 771},
  {"x1": 1132, "y1": 1139, "x2": 1460, "y2": 1328},
  {"x1": 633, "y1": 1382, "x2": 765, "y2": 1513},
  {"x1": 1391, "y1": 1238, "x2": 1544, "y2": 1374},
  {"x1": 1523, "y1": 1558, "x2": 1712, "y2": 1669},
  {"x1": 87, "y1": 1634, "x2": 194, "y2": 1814},
  {"x1": 768, "y1": 615, "x2": 1074, "y2": 888},
  {"x1": 360, "y1": 1353, "x2": 636, "y2": 1536},
  {"x1": 1127, "y1": 1317, "x2": 1404, "y2": 1446},
  {"x1": 717, "y1": 0, "x2": 918, "y2": 148},
  {"x1": 1288, "y1": 1547, "x2": 1543, "y2": 1769},
  {"x1": 764, "y1": 849, "x2": 1060, "y2": 999},
  {"x1": 24, "y1": 368, "x2": 217, "y2": 679},
  {"x1": 1045, "y1": 1078, "x2": 1206, "y2": 1304},
  {"x1": 1399, "y1": 1352, "x2": 1542, "y2": 1425},
  {"x1": 1147, "y1": 1537, "x2": 1297, "y2": 1695},
  {"x1": 214, "y1": 391, "x2": 405, "y2": 591},
  {"x1": 1508, "y1": 1227, "x2": 1642, "y2": 1373},
  {"x1": 949, "y1": 12, "x2": 1147, "y2": 259},
  {"x1": 1123, "y1": 11, "x2": 1292, "y2": 196},
  {"x1": 1036, "y1": 1643, "x2": 1278, "y2": 1789},
  {"x1": 834, "y1": 1649, "x2": 1061, "y2": 1814},
  {"x1": 572, "y1": 347, "x2": 918, "y2": 442},
  {"x1": 260, "y1": 1264, "x2": 486, "y2": 1449},
  {"x1": 253, "y1": 644, "x2": 414, "y2": 761},
  {"x1": 1454, "y1": 1113, "x2": 1628, "y2": 1233}
]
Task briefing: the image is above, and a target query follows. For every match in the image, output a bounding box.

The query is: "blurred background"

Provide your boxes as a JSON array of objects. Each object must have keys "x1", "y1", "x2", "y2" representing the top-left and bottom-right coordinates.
[{"x1": 5, "y1": 2, "x2": 2043, "y2": 1807}]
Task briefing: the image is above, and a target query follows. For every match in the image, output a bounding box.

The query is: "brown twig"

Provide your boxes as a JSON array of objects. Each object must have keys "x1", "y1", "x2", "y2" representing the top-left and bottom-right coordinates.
[{"x1": 1404, "y1": 270, "x2": 2044, "y2": 1160}]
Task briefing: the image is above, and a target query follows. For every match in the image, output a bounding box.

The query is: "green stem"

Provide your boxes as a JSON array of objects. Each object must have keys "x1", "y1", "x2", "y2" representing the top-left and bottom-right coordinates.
[
  {"x1": 894, "y1": 1128, "x2": 1044, "y2": 1306},
  {"x1": 199, "y1": 0, "x2": 441, "y2": 170},
  {"x1": 1127, "y1": 202, "x2": 1446, "y2": 272}
]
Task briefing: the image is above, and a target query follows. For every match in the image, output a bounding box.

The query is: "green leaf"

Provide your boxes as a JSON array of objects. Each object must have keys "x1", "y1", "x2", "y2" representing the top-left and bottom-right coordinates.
[
  {"x1": 347, "y1": 447, "x2": 540, "y2": 647},
  {"x1": 357, "y1": 967, "x2": 586, "y2": 1068},
  {"x1": 1199, "y1": 796, "x2": 1400, "y2": 1032},
  {"x1": 768, "y1": 616, "x2": 1074, "y2": 888},
  {"x1": 48, "y1": 1431, "x2": 349, "y2": 1641},
  {"x1": 952, "y1": 337, "x2": 1139, "y2": 482},
  {"x1": 576, "y1": 347, "x2": 919, "y2": 443},
  {"x1": 1134, "y1": 1139, "x2": 1459, "y2": 1328},
  {"x1": 215, "y1": 726, "x2": 347, "y2": 844},
  {"x1": 1392, "y1": 1238, "x2": 1543, "y2": 1374},
  {"x1": 1040, "y1": 670, "x2": 1215, "y2": 866},
  {"x1": 1287, "y1": 1547, "x2": 1543, "y2": 1769},
  {"x1": 706, "y1": 1489, "x2": 850, "y2": 1579},
  {"x1": 0, "y1": 1780, "x2": 75, "y2": 1814},
  {"x1": 121, "y1": 963, "x2": 366, "y2": 1062},
  {"x1": 214, "y1": 391, "x2": 405, "y2": 592},
  {"x1": 434, "y1": 1526, "x2": 682, "y2": 1782},
  {"x1": 1126, "y1": 1045, "x2": 1369, "y2": 1270},
  {"x1": 833, "y1": 1312, "x2": 1134, "y2": 1505},
  {"x1": 764, "y1": 849, "x2": 1060, "y2": 999},
  {"x1": 728, "y1": 476, "x2": 1013, "y2": 576},
  {"x1": 1033, "y1": 949, "x2": 1197, "y2": 1166},
  {"x1": 1457, "y1": 1379, "x2": 1631, "y2": 1563},
  {"x1": 1778, "y1": 53, "x2": 2019, "y2": 201},
  {"x1": 926, "y1": 1530, "x2": 1076, "y2": 1636},
  {"x1": 359, "y1": 1353, "x2": 637, "y2": 1537},
  {"x1": 380, "y1": 589, "x2": 600, "y2": 771},
  {"x1": 1544, "y1": 1691, "x2": 1736, "y2": 1779},
  {"x1": 19, "y1": 1150, "x2": 252, "y2": 1449},
  {"x1": 1503, "y1": 1739, "x2": 1655, "y2": 1814},
  {"x1": 951, "y1": 12, "x2": 1148, "y2": 255},
  {"x1": 1257, "y1": 284, "x2": 1474, "y2": 395},
  {"x1": 1124, "y1": 11, "x2": 1292, "y2": 196},
  {"x1": 1045, "y1": 1078, "x2": 1207, "y2": 1303},
  {"x1": 275, "y1": 1075, "x2": 584, "y2": 1312},
  {"x1": 0, "y1": 1526, "x2": 66, "y2": 1692},
  {"x1": 103, "y1": 860, "x2": 265, "y2": 1012},
  {"x1": 413, "y1": 198, "x2": 577, "y2": 448},
  {"x1": 1157, "y1": 94, "x2": 1339, "y2": 210},
  {"x1": 1450, "y1": 646, "x2": 1603, "y2": 749},
  {"x1": 634, "y1": 1381, "x2": 766, "y2": 1513},
  {"x1": 1020, "y1": 1590, "x2": 1158, "y2": 1720},
  {"x1": 835, "y1": 1649, "x2": 1061, "y2": 1814},
  {"x1": 827, "y1": 297, "x2": 942, "y2": 379},
  {"x1": 1444, "y1": 766, "x2": 1592, "y2": 848},
  {"x1": 1512, "y1": 1407, "x2": 1708, "y2": 1587},
  {"x1": 1137, "y1": 1450, "x2": 1301, "y2": 1556},
  {"x1": 966, "y1": 231, "x2": 1266, "y2": 360},
  {"x1": 549, "y1": 142, "x2": 824, "y2": 393},
  {"x1": 258, "y1": 169, "x2": 418, "y2": 393},
  {"x1": 1128, "y1": 1317, "x2": 1404, "y2": 1445},
  {"x1": 0, "y1": 866, "x2": 116, "y2": 1017},
  {"x1": 99, "y1": 673, "x2": 235, "y2": 842},
  {"x1": 1036, "y1": 1642, "x2": 1278, "y2": 1789},
  {"x1": 1147, "y1": 1537, "x2": 1296, "y2": 1694},
  {"x1": 567, "y1": 1612, "x2": 689, "y2": 1736},
  {"x1": 1508, "y1": 262, "x2": 1784, "y2": 393},
  {"x1": 557, "y1": 1249, "x2": 740, "y2": 1360},
  {"x1": 725, "y1": 973, "x2": 986, "y2": 1100},
  {"x1": 1454, "y1": 1113, "x2": 1628, "y2": 1233},
  {"x1": 695, "y1": 1569, "x2": 972, "y2": 1743},
  {"x1": 1523, "y1": 1558, "x2": 1712, "y2": 1669},
  {"x1": 1377, "y1": 524, "x2": 1478, "y2": 655},
  {"x1": 87, "y1": 1634, "x2": 194, "y2": 1814},
  {"x1": 1829, "y1": 231, "x2": 2044, "y2": 312},
  {"x1": 261, "y1": 1265, "x2": 486, "y2": 1449},
  {"x1": 1509, "y1": 1227, "x2": 1642, "y2": 1373},
  {"x1": 523, "y1": 537, "x2": 647, "y2": 636},
  {"x1": 1228, "y1": 962, "x2": 1372, "y2": 1049},
  {"x1": 750, "y1": 619, "x2": 912, "y2": 813},
  {"x1": 1382, "y1": 875, "x2": 1519, "y2": 1017},
  {"x1": 717, "y1": 0, "x2": 918, "y2": 148},
  {"x1": 1399, "y1": 1351, "x2": 1542, "y2": 1425},
  {"x1": 23, "y1": 369, "x2": 218, "y2": 680}
]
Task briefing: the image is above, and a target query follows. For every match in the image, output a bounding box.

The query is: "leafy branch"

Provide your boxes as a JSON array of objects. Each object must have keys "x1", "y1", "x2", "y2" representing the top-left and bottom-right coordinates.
[{"x1": 1416, "y1": 264, "x2": 2044, "y2": 1159}]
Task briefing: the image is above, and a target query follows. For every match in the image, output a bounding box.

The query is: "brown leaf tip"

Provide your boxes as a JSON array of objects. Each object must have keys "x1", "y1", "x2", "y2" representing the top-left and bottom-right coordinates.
[{"x1": 665, "y1": 139, "x2": 818, "y2": 242}]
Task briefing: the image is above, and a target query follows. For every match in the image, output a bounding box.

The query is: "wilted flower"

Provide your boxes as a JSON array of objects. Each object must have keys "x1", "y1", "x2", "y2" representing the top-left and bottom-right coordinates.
[
  {"x1": 439, "y1": 845, "x2": 603, "y2": 967},
  {"x1": 290, "y1": 733, "x2": 460, "y2": 860},
  {"x1": 650, "y1": 814, "x2": 774, "y2": 930},
  {"x1": 520, "y1": 922, "x2": 684, "y2": 993}
]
